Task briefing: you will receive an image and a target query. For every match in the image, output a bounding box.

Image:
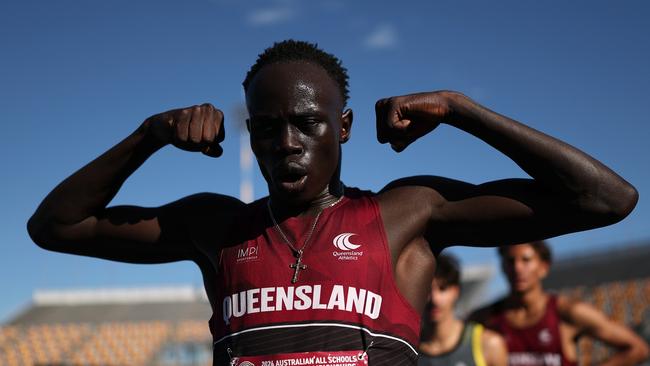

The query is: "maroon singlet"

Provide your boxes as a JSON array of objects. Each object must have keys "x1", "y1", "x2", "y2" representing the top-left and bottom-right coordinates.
[
  {"x1": 209, "y1": 188, "x2": 420, "y2": 365},
  {"x1": 485, "y1": 295, "x2": 576, "y2": 366}
]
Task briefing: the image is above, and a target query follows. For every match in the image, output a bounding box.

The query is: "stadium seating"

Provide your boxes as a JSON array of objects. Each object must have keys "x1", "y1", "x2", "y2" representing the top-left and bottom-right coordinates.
[
  {"x1": 3, "y1": 274, "x2": 647, "y2": 365},
  {"x1": 0, "y1": 320, "x2": 212, "y2": 366},
  {"x1": 559, "y1": 277, "x2": 650, "y2": 365}
]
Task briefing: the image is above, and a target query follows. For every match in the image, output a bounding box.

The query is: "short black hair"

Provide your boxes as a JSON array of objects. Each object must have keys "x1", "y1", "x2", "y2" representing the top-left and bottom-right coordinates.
[
  {"x1": 497, "y1": 240, "x2": 553, "y2": 264},
  {"x1": 243, "y1": 39, "x2": 350, "y2": 105},
  {"x1": 434, "y1": 254, "x2": 461, "y2": 288}
]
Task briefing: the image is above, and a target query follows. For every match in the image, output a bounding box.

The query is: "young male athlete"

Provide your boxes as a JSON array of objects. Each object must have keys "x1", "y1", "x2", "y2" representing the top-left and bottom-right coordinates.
[
  {"x1": 419, "y1": 254, "x2": 507, "y2": 366},
  {"x1": 28, "y1": 40, "x2": 639, "y2": 365},
  {"x1": 470, "y1": 242, "x2": 649, "y2": 366}
]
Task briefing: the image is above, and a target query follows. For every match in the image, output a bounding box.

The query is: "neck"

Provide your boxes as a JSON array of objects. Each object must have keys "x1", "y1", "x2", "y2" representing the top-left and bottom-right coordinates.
[
  {"x1": 424, "y1": 316, "x2": 464, "y2": 354},
  {"x1": 432, "y1": 314, "x2": 460, "y2": 339},
  {"x1": 508, "y1": 283, "x2": 547, "y2": 310},
  {"x1": 269, "y1": 181, "x2": 345, "y2": 218}
]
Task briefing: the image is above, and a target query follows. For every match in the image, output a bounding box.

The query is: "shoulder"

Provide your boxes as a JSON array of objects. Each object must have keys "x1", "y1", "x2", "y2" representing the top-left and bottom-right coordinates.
[
  {"x1": 380, "y1": 175, "x2": 476, "y2": 194},
  {"x1": 376, "y1": 177, "x2": 451, "y2": 228},
  {"x1": 477, "y1": 323, "x2": 508, "y2": 366},
  {"x1": 479, "y1": 325, "x2": 507, "y2": 355},
  {"x1": 377, "y1": 175, "x2": 476, "y2": 205},
  {"x1": 555, "y1": 294, "x2": 607, "y2": 327},
  {"x1": 374, "y1": 178, "x2": 449, "y2": 252},
  {"x1": 376, "y1": 175, "x2": 481, "y2": 236},
  {"x1": 555, "y1": 293, "x2": 588, "y2": 320},
  {"x1": 172, "y1": 192, "x2": 245, "y2": 209},
  {"x1": 168, "y1": 192, "x2": 253, "y2": 239},
  {"x1": 377, "y1": 178, "x2": 443, "y2": 206},
  {"x1": 165, "y1": 192, "x2": 245, "y2": 221}
]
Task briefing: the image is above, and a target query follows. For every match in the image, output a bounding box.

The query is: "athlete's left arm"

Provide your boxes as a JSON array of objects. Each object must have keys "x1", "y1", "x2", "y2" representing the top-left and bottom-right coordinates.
[
  {"x1": 481, "y1": 328, "x2": 508, "y2": 366},
  {"x1": 558, "y1": 296, "x2": 649, "y2": 366},
  {"x1": 376, "y1": 91, "x2": 637, "y2": 251}
]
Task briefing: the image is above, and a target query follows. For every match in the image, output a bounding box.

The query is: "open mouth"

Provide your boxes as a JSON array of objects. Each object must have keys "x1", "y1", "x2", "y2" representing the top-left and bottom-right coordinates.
[
  {"x1": 275, "y1": 164, "x2": 308, "y2": 192},
  {"x1": 278, "y1": 175, "x2": 307, "y2": 192},
  {"x1": 279, "y1": 171, "x2": 306, "y2": 183}
]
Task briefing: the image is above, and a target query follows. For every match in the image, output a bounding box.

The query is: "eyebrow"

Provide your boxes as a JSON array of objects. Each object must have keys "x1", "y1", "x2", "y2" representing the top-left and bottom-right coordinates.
[{"x1": 250, "y1": 111, "x2": 328, "y2": 120}]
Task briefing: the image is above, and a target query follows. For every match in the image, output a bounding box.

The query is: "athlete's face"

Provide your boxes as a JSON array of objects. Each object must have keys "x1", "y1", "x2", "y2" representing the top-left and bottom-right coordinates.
[
  {"x1": 501, "y1": 244, "x2": 549, "y2": 294},
  {"x1": 429, "y1": 278, "x2": 459, "y2": 323},
  {"x1": 246, "y1": 62, "x2": 352, "y2": 204}
]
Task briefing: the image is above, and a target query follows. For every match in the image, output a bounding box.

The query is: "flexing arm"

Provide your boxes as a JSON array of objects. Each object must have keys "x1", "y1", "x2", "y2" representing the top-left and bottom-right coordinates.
[
  {"x1": 560, "y1": 298, "x2": 649, "y2": 366},
  {"x1": 376, "y1": 91, "x2": 638, "y2": 249},
  {"x1": 27, "y1": 104, "x2": 232, "y2": 263}
]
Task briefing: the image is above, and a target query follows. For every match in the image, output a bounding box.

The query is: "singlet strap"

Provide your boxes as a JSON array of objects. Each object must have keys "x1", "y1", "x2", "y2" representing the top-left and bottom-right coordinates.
[{"x1": 471, "y1": 323, "x2": 487, "y2": 366}]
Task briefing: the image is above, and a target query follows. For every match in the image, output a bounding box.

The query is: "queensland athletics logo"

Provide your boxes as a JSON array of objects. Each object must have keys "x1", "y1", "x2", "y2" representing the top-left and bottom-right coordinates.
[
  {"x1": 333, "y1": 233, "x2": 360, "y2": 250},
  {"x1": 538, "y1": 328, "x2": 552, "y2": 344},
  {"x1": 332, "y1": 233, "x2": 364, "y2": 260}
]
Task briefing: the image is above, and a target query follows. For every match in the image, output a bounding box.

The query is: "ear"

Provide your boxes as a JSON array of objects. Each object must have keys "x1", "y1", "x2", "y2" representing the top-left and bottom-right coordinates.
[
  {"x1": 450, "y1": 285, "x2": 461, "y2": 303},
  {"x1": 539, "y1": 261, "x2": 550, "y2": 280},
  {"x1": 340, "y1": 109, "x2": 353, "y2": 143}
]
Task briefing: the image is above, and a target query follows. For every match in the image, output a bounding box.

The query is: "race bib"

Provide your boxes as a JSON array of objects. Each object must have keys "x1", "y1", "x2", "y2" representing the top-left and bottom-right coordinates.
[{"x1": 230, "y1": 350, "x2": 369, "y2": 366}]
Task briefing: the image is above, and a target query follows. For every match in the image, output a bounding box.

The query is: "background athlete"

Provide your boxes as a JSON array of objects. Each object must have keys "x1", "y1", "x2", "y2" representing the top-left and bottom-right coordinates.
[
  {"x1": 28, "y1": 40, "x2": 639, "y2": 365},
  {"x1": 418, "y1": 254, "x2": 507, "y2": 366},
  {"x1": 470, "y1": 242, "x2": 649, "y2": 366}
]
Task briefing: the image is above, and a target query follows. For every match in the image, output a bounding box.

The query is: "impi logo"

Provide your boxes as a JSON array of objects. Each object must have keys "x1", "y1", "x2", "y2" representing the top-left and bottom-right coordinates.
[
  {"x1": 236, "y1": 244, "x2": 259, "y2": 263},
  {"x1": 333, "y1": 233, "x2": 361, "y2": 250}
]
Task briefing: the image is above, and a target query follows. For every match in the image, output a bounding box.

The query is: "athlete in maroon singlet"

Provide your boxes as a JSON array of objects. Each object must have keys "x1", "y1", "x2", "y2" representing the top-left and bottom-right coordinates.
[
  {"x1": 28, "y1": 40, "x2": 639, "y2": 366},
  {"x1": 470, "y1": 242, "x2": 649, "y2": 366},
  {"x1": 484, "y1": 295, "x2": 574, "y2": 366},
  {"x1": 213, "y1": 188, "x2": 421, "y2": 364}
]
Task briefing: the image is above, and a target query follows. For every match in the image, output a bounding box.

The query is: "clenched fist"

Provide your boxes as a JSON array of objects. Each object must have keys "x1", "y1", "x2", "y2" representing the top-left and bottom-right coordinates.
[
  {"x1": 375, "y1": 91, "x2": 457, "y2": 152},
  {"x1": 144, "y1": 103, "x2": 225, "y2": 157}
]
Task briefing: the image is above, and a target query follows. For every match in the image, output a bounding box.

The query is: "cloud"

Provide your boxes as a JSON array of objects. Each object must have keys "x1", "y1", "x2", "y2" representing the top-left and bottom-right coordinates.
[
  {"x1": 364, "y1": 24, "x2": 398, "y2": 49},
  {"x1": 246, "y1": 7, "x2": 294, "y2": 26}
]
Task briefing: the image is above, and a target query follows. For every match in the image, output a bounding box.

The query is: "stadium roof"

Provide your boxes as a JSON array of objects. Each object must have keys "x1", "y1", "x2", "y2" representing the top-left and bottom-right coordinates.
[
  {"x1": 456, "y1": 264, "x2": 494, "y2": 316},
  {"x1": 8, "y1": 286, "x2": 211, "y2": 325},
  {"x1": 32, "y1": 285, "x2": 208, "y2": 305},
  {"x1": 544, "y1": 240, "x2": 650, "y2": 290}
]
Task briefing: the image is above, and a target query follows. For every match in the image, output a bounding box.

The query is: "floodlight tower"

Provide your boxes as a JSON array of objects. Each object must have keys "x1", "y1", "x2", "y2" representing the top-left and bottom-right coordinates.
[
  {"x1": 233, "y1": 103, "x2": 254, "y2": 203},
  {"x1": 240, "y1": 133, "x2": 254, "y2": 203}
]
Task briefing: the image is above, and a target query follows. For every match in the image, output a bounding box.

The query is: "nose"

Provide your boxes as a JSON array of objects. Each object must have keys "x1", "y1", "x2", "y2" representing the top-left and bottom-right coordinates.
[
  {"x1": 276, "y1": 122, "x2": 303, "y2": 155},
  {"x1": 513, "y1": 259, "x2": 526, "y2": 275}
]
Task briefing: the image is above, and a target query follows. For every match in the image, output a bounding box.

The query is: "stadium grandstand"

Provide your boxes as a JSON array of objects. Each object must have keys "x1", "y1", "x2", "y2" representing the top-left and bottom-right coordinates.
[
  {"x1": 544, "y1": 241, "x2": 650, "y2": 365},
  {"x1": 9, "y1": 241, "x2": 650, "y2": 366},
  {"x1": 0, "y1": 286, "x2": 213, "y2": 366},
  {"x1": 0, "y1": 263, "x2": 495, "y2": 366},
  {"x1": 451, "y1": 263, "x2": 494, "y2": 317},
  {"x1": 0, "y1": 267, "x2": 494, "y2": 366}
]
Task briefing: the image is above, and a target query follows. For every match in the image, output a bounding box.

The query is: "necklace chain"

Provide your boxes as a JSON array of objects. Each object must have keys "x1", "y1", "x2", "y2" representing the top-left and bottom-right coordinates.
[
  {"x1": 266, "y1": 195, "x2": 345, "y2": 255},
  {"x1": 267, "y1": 191, "x2": 345, "y2": 283}
]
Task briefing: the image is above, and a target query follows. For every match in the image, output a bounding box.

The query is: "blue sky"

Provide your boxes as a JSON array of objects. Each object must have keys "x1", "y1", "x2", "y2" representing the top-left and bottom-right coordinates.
[{"x1": 1, "y1": 0, "x2": 649, "y2": 322}]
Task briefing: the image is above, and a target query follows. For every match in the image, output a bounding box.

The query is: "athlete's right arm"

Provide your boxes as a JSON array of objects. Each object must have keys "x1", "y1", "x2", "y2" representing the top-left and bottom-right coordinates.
[
  {"x1": 559, "y1": 297, "x2": 649, "y2": 366},
  {"x1": 27, "y1": 103, "x2": 235, "y2": 263}
]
